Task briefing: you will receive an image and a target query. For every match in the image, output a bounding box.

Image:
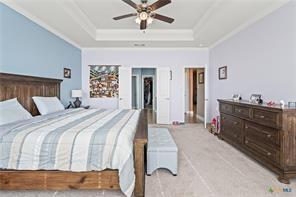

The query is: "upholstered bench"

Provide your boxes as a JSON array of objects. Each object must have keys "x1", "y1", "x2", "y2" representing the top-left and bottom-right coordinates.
[{"x1": 147, "y1": 128, "x2": 178, "y2": 176}]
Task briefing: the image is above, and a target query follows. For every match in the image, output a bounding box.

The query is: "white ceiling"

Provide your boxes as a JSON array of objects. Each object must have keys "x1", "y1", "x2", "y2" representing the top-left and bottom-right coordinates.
[{"x1": 2, "y1": 0, "x2": 290, "y2": 48}]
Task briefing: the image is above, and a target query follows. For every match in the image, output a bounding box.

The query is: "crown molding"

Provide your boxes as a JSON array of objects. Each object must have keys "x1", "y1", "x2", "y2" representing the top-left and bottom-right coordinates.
[
  {"x1": 209, "y1": 0, "x2": 290, "y2": 49},
  {"x1": 56, "y1": 0, "x2": 97, "y2": 39},
  {"x1": 193, "y1": 0, "x2": 222, "y2": 40},
  {"x1": 82, "y1": 47, "x2": 209, "y2": 51},
  {"x1": 96, "y1": 29, "x2": 194, "y2": 41},
  {"x1": 2, "y1": 0, "x2": 82, "y2": 49}
]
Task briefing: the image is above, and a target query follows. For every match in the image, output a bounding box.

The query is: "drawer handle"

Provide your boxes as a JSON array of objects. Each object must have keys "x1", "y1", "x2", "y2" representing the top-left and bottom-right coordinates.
[
  {"x1": 267, "y1": 134, "x2": 271, "y2": 138},
  {"x1": 267, "y1": 152, "x2": 271, "y2": 156},
  {"x1": 245, "y1": 140, "x2": 249, "y2": 144},
  {"x1": 260, "y1": 115, "x2": 265, "y2": 119},
  {"x1": 238, "y1": 109, "x2": 242, "y2": 113},
  {"x1": 245, "y1": 126, "x2": 249, "y2": 129},
  {"x1": 234, "y1": 121, "x2": 238, "y2": 125}
]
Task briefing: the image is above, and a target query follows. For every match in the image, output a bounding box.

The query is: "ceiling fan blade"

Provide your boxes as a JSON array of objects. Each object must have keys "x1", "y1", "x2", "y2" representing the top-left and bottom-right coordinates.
[
  {"x1": 154, "y1": 14, "x2": 174, "y2": 23},
  {"x1": 122, "y1": 0, "x2": 138, "y2": 9},
  {"x1": 149, "y1": 0, "x2": 171, "y2": 11},
  {"x1": 113, "y1": 13, "x2": 137, "y2": 20},
  {"x1": 140, "y1": 20, "x2": 147, "y2": 30}
]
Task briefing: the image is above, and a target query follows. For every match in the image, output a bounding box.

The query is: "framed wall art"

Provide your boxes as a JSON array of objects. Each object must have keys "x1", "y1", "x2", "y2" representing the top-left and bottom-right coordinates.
[
  {"x1": 64, "y1": 68, "x2": 71, "y2": 79},
  {"x1": 89, "y1": 65, "x2": 119, "y2": 98},
  {"x1": 218, "y1": 66, "x2": 227, "y2": 80}
]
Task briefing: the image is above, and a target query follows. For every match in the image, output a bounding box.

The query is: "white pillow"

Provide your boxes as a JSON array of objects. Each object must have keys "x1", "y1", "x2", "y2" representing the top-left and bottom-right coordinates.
[
  {"x1": 0, "y1": 98, "x2": 33, "y2": 126},
  {"x1": 32, "y1": 96, "x2": 65, "y2": 115}
]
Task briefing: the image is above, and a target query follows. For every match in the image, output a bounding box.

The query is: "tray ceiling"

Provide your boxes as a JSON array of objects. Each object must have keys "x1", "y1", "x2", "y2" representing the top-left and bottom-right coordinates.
[{"x1": 2, "y1": 0, "x2": 290, "y2": 48}]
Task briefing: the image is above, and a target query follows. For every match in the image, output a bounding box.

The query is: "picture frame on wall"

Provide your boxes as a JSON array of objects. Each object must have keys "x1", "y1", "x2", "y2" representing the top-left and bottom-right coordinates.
[
  {"x1": 89, "y1": 65, "x2": 119, "y2": 98},
  {"x1": 198, "y1": 72, "x2": 204, "y2": 84},
  {"x1": 64, "y1": 68, "x2": 71, "y2": 79},
  {"x1": 219, "y1": 66, "x2": 227, "y2": 80}
]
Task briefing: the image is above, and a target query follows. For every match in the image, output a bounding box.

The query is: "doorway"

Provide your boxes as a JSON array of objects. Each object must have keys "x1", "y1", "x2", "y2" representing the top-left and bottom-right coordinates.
[
  {"x1": 142, "y1": 76, "x2": 154, "y2": 109},
  {"x1": 131, "y1": 68, "x2": 157, "y2": 124},
  {"x1": 184, "y1": 68, "x2": 205, "y2": 123}
]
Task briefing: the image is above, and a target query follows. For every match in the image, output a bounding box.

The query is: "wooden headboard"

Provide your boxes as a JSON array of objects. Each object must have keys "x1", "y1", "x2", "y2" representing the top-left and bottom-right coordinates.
[{"x1": 0, "y1": 73, "x2": 63, "y2": 116}]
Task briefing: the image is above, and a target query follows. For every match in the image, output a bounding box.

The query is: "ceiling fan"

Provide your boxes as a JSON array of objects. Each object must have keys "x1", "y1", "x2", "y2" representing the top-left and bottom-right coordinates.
[{"x1": 113, "y1": 0, "x2": 174, "y2": 30}]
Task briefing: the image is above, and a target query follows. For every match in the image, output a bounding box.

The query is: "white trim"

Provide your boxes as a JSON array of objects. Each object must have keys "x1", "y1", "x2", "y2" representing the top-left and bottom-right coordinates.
[
  {"x1": 209, "y1": 0, "x2": 290, "y2": 49},
  {"x1": 82, "y1": 47, "x2": 209, "y2": 51},
  {"x1": 57, "y1": 0, "x2": 97, "y2": 39},
  {"x1": 193, "y1": 0, "x2": 222, "y2": 39},
  {"x1": 2, "y1": 0, "x2": 82, "y2": 49},
  {"x1": 96, "y1": 29, "x2": 194, "y2": 41},
  {"x1": 131, "y1": 75, "x2": 140, "y2": 109}
]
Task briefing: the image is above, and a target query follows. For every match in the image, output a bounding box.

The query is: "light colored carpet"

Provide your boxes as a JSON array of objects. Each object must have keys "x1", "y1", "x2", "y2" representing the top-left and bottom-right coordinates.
[{"x1": 1, "y1": 124, "x2": 295, "y2": 197}]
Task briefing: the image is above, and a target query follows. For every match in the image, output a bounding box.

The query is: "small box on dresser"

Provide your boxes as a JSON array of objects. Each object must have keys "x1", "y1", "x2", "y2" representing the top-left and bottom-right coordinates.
[{"x1": 218, "y1": 99, "x2": 296, "y2": 184}]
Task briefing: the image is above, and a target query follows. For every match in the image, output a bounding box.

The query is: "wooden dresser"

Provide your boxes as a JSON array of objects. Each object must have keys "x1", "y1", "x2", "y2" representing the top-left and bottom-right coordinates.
[{"x1": 218, "y1": 99, "x2": 296, "y2": 184}]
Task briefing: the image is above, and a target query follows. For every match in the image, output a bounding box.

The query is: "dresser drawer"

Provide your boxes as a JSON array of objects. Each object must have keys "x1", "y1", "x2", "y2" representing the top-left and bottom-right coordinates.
[
  {"x1": 234, "y1": 105, "x2": 251, "y2": 118},
  {"x1": 253, "y1": 109, "x2": 280, "y2": 128},
  {"x1": 221, "y1": 114, "x2": 242, "y2": 129},
  {"x1": 220, "y1": 103, "x2": 233, "y2": 114},
  {"x1": 244, "y1": 122, "x2": 280, "y2": 147},
  {"x1": 244, "y1": 137, "x2": 280, "y2": 164},
  {"x1": 221, "y1": 114, "x2": 242, "y2": 144}
]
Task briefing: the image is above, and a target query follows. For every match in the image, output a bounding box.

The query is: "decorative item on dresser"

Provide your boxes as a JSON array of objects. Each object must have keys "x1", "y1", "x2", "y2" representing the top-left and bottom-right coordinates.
[{"x1": 218, "y1": 99, "x2": 296, "y2": 184}]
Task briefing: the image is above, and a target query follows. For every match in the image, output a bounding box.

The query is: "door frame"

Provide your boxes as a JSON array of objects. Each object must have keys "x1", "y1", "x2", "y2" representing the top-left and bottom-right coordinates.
[
  {"x1": 118, "y1": 67, "x2": 132, "y2": 109},
  {"x1": 141, "y1": 75, "x2": 155, "y2": 110},
  {"x1": 183, "y1": 65, "x2": 209, "y2": 128},
  {"x1": 132, "y1": 75, "x2": 140, "y2": 109}
]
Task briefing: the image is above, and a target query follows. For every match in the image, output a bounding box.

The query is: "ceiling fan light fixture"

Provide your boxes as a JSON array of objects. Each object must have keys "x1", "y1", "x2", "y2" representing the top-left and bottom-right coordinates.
[
  {"x1": 135, "y1": 17, "x2": 141, "y2": 24},
  {"x1": 139, "y1": 12, "x2": 148, "y2": 20},
  {"x1": 114, "y1": 0, "x2": 174, "y2": 30},
  {"x1": 147, "y1": 17, "x2": 153, "y2": 24}
]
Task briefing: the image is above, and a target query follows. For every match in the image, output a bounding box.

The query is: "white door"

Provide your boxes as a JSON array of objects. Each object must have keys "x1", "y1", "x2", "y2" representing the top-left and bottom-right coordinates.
[
  {"x1": 157, "y1": 67, "x2": 170, "y2": 124},
  {"x1": 204, "y1": 66, "x2": 209, "y2": 128},
  {"x1": 119, "y1": 67, "x2": 132, "y2": 109}
]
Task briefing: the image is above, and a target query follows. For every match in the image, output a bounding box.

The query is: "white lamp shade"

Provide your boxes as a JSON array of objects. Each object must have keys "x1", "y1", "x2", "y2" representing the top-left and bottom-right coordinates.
[{"x1": 72, "y1": 90, "x2": 82, "y2": 98}]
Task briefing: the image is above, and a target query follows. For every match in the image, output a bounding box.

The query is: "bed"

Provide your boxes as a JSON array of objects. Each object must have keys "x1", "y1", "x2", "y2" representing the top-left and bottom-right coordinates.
[{"x1": 0, "y1": 73, "x2": 148, "y2": 197}]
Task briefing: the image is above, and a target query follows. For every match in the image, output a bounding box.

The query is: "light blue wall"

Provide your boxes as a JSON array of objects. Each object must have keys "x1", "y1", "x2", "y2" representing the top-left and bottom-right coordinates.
[{"x1": 0, "y1": 3, "x2": 81, "y2": 105}]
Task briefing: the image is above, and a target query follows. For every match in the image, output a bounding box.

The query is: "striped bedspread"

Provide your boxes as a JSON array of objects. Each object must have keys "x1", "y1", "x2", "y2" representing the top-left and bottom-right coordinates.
[{"x1": 0, "y1": 108, "x2": 140, "y2": 197}]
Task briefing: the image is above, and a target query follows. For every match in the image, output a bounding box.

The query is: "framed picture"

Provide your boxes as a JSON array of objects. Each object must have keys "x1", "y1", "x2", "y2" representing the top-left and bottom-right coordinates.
[
  {"x1": 198, "y1": 72, "x2": 204, "y2": 84},
  {"x1": 64, "y1": 68, "x2": 71, "y2": 79},
  {"x1": 250, "y1": 94, "x2": 262, "y2": 104},
  {"x1": 218, "y1": 66, "x2": 227, "y2": 80},
  {"x1": 89, "y1": 65, "x2": 119, "y2": 98}
]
